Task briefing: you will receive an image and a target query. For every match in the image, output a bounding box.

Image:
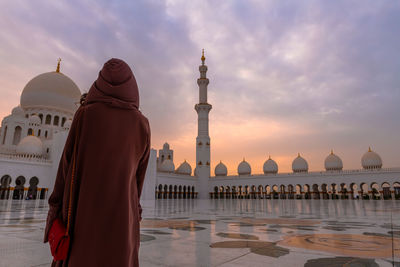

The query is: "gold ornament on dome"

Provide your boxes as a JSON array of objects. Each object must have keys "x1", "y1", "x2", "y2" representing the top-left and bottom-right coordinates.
[{"x1": 56, "y1": 58, "x2": 61, "y2": 73}]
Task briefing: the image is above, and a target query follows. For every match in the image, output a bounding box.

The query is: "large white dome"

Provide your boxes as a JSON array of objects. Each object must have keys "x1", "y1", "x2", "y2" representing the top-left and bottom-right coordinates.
[
  {"x1": 292, "y1": 153, "x2": 308, "y2": 173},
  {"x1": 215, "y1": 161, "x2": 228, "y2": 176},
  {"x1": 16, "y1": 135, "x2": 43, "y2": 156},
  {"x1": 362, "y1": 147, "x2": 382, "y2": 169},
  {"x1": 263, "y1": 156, "x2": 278, "y2": 174},
  {"x1": 20, "y1": 71, "x2": 81, "y2": 113},
  {"x1": 159, "y1": 159, "x2": 175, "y2": 173},
  {"x1": 238, "y1": 158, "x2": 251, "y2": 175},
  {"x1": 176, "y1": 160, "x2": 192, "y2": 175},
  {"x1": 325, "y1": 150, "x2": 343, "y2": 171}
]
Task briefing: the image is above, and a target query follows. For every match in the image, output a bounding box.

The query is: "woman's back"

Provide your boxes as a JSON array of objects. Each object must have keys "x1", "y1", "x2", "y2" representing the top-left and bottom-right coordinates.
[{"x1": 44, "y1": 58, "x2": 150, "y2": 267}]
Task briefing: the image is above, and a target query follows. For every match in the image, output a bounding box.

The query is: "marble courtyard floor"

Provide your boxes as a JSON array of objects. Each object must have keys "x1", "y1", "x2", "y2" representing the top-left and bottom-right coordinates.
[{"x1": 0, "y1": 199, "x2": 399, "y2": 267}]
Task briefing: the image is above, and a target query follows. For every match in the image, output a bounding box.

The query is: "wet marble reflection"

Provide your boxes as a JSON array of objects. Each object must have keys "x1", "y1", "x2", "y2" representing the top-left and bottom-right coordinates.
[
  {"x1": 279, "y1": 234, "x2": 400, "y2": 258},
  {"x1": 216, "y1": 232, "x2": 259, "y2": 240},
  {"x1": 210, "y1": 241, "x2": 290, "y2": 258},
  {"x1": 1, "y1": 199, "x2": 399, "y2": 266},
  {"x1": 304, "y1": 257, "x2": 379, "y2": 267}
]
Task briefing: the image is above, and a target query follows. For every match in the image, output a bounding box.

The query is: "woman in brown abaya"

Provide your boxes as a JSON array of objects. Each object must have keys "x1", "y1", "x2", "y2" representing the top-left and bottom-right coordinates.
[{"x1": 43, "y1": 58, "x2": 151, "y2": 267}]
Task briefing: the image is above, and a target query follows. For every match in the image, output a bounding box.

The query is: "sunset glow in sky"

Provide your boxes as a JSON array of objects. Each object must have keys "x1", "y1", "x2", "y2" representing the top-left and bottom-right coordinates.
[{"x1": 1, "y1": 1, "x2": 399, "y2": 175}]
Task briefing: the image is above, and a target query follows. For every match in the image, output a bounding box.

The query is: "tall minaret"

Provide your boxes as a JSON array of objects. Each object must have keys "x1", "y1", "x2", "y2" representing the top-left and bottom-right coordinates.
[{"x1": 195, "y1": 49, "x2": 212, "y2": 198}]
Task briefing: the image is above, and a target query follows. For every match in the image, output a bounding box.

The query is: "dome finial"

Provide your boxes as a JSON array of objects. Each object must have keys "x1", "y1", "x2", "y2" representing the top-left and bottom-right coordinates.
[
  {"x1": 298, "y1": 152, "x2": 300, "y2": 157},
  {"x1": 243, "y1": 157, "x2": 245, "y2": 162},
  {"x1": 330, "y1": 149, "x2": 334, "y2": 155},
  {"x1": 268, "y1": 155, "x2": 271, "y2": 160},
  {"x1": 368, "y1": 146, "x2": 372, "y2": 152},
  {"x1": 201, "y1": 49, "x2": 205, "y2": 65},
  {"x1": 56, "y1": 58, "x2": 61, "y2": 73}
]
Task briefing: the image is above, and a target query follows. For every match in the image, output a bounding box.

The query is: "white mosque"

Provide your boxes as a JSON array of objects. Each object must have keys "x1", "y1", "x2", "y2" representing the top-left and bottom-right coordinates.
[{"x1": 0, "y1": 55, "x2": 399, "y2": 202}]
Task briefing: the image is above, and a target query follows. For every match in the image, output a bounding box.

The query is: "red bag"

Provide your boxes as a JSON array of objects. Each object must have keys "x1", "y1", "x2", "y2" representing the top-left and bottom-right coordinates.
[
  {"x1": 48, "y1": 218, "x2": 70, "y2": 260},
  {"x1": 48, "y1": 124, "x2": 79, "y2": 261}
]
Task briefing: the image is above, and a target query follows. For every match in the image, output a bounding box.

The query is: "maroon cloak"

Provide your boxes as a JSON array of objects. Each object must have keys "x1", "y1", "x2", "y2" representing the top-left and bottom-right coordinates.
[{"x1": 44, "y1": 58, "x2": 151, "y2": 267}]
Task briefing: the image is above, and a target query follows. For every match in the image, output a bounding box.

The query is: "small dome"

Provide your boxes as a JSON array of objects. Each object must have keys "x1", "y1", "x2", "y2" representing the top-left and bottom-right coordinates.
[
  {"x1": 29, "y1": 114, "x2": 41, "y2": 125},
  {"x1": 11, "y1": 106, "x2": 25, "y2": 117},
  {"x1": 163, "y1": 142, "x2": 170, "y2": 150},
  {"x1": 292, "y1": 153, "x2": 308, "y2": 173},
  {"x1": 64, "y1": 119, "x2": 72, "y2": 128},
  {"x1": 362, "y1": 147, "x2": 382, "y2": 169},
  {"x1": 325, "y1": 150, "x2": 343, "y2": 171},
  {"x1": 176, "y1": 160, "x2": 192, "y2": 175},
  {"x1": 159, "y1": 159, "x2": 175, "y2": 173},
  {"x1": 238, "y1": 158, "x2": 251, "y2": 175},
  {"x1": 20, "y1": 71, "x2": 81, "y2": 113},
  {"x1": 16, "y1": 135, "x2": 43, "y2": 156},
  {"x1": 215, "y1": 161, "x2": 228, "y2": 176},
  {"x1": 263, "y1": 156, "x2": 278, "y2": 174}
]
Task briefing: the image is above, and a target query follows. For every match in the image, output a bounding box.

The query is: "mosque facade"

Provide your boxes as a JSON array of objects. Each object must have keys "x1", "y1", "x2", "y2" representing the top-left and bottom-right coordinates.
[{"x1": 0, "y1": 56, "x2": 399, "y2": 201}]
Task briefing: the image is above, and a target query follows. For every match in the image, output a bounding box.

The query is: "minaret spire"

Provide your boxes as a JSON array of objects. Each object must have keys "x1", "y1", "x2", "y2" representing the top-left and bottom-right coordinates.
[
  {"x1": 56, "y1": 58, "x2": 61, "y2": 73},
  {"x1": 201, "y1": 49, "x2": 205, "y2": 65},
  {"x1": 195, "y1": 49, "x2": 212, "y2": 198}
]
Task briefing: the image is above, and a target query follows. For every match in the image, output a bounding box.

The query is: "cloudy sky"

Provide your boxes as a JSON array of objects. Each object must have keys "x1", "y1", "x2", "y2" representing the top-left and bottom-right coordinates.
[{"x1": 0, "y1": 0, "x2": 399, "y2": 174}]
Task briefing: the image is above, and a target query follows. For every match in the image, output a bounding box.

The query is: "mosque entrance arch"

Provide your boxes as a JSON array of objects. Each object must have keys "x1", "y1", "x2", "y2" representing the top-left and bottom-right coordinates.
[
  {"x1": 251, "y1": 185, "x2": 256, "y2": 199},
  {"x1": 272, "y1": 185, "x2": 279, "y2": 199},
  {"x1": 350, "y1": 183, "x2": 358, "y2": 199},
  {"x1": 280, "y1": 185, "x2": 286, "y2": 199},
  {"x1": 12, "y1": 176, "x2": 25, "y2": 200},
  {"x1": 265, "y1": 185, "x2": 271, "y2": 199},
  {"x1": 258, "y1": 185, "x2": 263, "y2": 199},
  {"x1": 360, "y1": 183, "x2": 369, "y2": 199},
  {"x1": 321, "y1": 184, "x2": 328, "y2": 199},
  {"x1": 238, "y1": 186, "x2": 243, "y2": 199},
  {"x1": 157, "y1": 184, "x2": 162, "y2": 199},
  {"x1": 371, "y1": 183, "x2": 380, "y2": 200},
  {"x1": 340, "y1": 183, "x2": 348, "y2": 199},
  {"x1": 312, "y1": 184, "x2": 320, "y2": 199},
  {"x1": 225, "y1": 186, "x2": 231, "y2": 199},
  {"x1": 303, "y1": 184, "x2": 310, "y2": 199},
  {"x1": 295, "y1": 184, "x2": 302, "y2": 199},
  {"x1": 27, "y1": 177, "x2": 39, "y2": 199},
  {"x1": 169, "y1": 185, "x2": 173, "y2": 199},
  {"x1": 288, "y1": 184, "x2": 294, "y2": 199},
  {"x1": 0, "y1": 175, "x2": 12, "y2": 199},
  {"x1": 232, "y1": 186, "x2": 237, "y2": 199},
  {"x1": 393, "y1": 182, "x2": 400, "y2": 200},
  {"x1": 382, "y1": 182, "x2": 391, "y2": 200},
  {"x1": 330, "y1": 183, "x2": 338, "y2": 199}
]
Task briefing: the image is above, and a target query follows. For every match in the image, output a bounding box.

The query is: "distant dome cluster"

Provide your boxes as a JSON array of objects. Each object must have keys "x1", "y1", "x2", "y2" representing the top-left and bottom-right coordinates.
[
  {"x1": 263, "y1": 156, "x2": 278, "y2": 174},
  {"x1": 238, "y1": 158, "x2": 251, "y2": 175},
  {"x1": 176, "y1": 160, "x2": 192, "y2": 175},
  {"x1": 292, "y1": 153, "x2": 308, "y2": 173},
  {"x1": 325, "y1": 150, "x2": 343, "y2": 171},
  {"x1": 213, "y1": 148, "x2": 383, "y2": 176},
  {"x1": 361, "y1": 147, "x2": 382, "y2": 169},
  {"x1": 215, "y1": 161, "x2": 228, "y2": 176}
]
